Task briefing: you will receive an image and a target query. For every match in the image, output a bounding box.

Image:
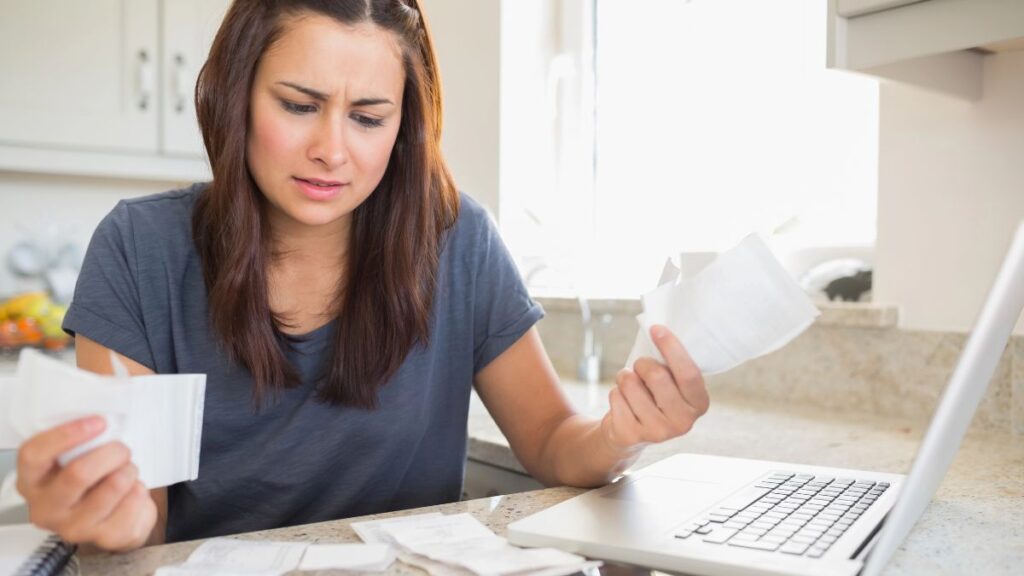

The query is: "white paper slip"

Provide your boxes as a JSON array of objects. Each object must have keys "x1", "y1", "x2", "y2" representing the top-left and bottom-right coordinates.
[
  {"x1": 154, "y1": 565, "x2": 284, "y2": 576},
  {"x1": 354, "y1": 513, "x2": 473, "y2": 576},
  {"x1": 351, "y1": 512, "x2": 445, "y2": 544},
  {"x1": 394, "y1": 551, "x2": 476, "y2": 576},
  {"x1": 528, "y1": 560, "x2": 604, "y2": 576},
  {"x1": 0, "y1": 349, "x2": 206, "y2": 489},
  {"x1": 626, "y1": 233, "x2": 820, "y2": 374},
  {"x1": 298, "y1": 543, "x2": 395, "y2": 571},
  {"x1": 450, "y1": 546, "x2": 586, "y2": 576},
  {"x1": 383, "y1": 514, "x2": 589, "y2": 576},
  {"x1": 154, "y1": 538, "x2": 308, "y2": 576},
  {"x1": 387, "y1": 513, "x2": 506, "y2": 559}
]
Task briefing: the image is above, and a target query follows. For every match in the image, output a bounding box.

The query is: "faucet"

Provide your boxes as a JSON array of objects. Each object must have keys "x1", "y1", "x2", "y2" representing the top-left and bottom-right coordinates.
[{"x1": 577, "y1": 296, "x2": 610, "y2": 385}]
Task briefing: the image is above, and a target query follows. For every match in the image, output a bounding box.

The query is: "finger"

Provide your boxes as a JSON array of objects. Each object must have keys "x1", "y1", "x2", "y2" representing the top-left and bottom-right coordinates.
[
  {"x1": 649, "y1": 325, "x2": 710, "y2": 415},
  {"x1": 17, "y1": 416, "x2": 107, "y2": 488},
  {"x1": 64, "y1": 463, "x2": 138, "y2": 540},
  {"x1": 632, "y1": 357, "x2": 697, "y2": 430},
  {"x1": 606, "y1": 386, "x2": 640, "y2": 449},
  {"x1": 93, "y1": 483, "x2": 155, "y2": 552},
  {"x1": 46, "y1": 442, "x2": 132, "y2": 511},
  {"x1": 617, "y1": 369, "x2": 674, "y2": 440}
]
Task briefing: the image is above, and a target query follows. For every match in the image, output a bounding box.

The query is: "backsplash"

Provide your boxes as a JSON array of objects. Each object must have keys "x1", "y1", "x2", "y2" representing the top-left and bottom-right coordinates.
[{"x1": 534, "y1": 297, "x2": 1023, "y2": 437}]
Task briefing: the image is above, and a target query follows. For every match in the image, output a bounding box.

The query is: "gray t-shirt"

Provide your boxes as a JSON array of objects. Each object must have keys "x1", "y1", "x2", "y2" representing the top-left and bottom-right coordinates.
[{"x1": 62, "y1": 183, "x2": 543, "y2": 542}]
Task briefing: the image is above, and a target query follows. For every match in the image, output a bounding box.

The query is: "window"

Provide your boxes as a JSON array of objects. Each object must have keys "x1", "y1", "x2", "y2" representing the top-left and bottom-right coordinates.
[{"x1": 500, "y1": 0, "x2": 878, "y2": 298}]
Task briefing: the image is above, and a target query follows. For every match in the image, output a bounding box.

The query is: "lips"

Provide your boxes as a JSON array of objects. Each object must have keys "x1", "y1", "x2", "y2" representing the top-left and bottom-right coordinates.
[
  {"x1": 297, "y1": 177, "x2": 343, "y2": 187},
  {"x1": 293, "y1": 177, "x2": 347, "y2": 201}
]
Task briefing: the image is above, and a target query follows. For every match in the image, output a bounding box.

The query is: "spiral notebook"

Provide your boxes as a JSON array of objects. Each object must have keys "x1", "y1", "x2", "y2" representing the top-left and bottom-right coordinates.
[{"x1": 0, "y1": 525, "x2": 77, "y2": 576}]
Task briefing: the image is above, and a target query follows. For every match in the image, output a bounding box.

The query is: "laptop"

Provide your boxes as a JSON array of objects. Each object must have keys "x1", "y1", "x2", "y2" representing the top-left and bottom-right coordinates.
[{"x1": 508, "y1": 221, "x2": 1024, "y2": 576}]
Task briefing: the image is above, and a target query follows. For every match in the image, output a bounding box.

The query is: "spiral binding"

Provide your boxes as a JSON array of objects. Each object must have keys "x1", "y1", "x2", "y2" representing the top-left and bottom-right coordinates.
[{"x1": 13, "y1": 535, "x2": 77, "y2": 576}]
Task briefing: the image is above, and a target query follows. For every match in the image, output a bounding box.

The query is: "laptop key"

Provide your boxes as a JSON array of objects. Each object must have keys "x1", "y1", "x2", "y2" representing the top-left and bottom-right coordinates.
[
  {"x1": 729, "y1": 539, "x2": 781, "y2": 552},
  {"x1": 780, "y1": 541, "x2": 812, "y2": 555},
  {"x1": 695, "y1": 525, "x2": 713, "y2": 535},
  {"x1": 702, "y1": 528, "x2": 739, "y2": 544}
]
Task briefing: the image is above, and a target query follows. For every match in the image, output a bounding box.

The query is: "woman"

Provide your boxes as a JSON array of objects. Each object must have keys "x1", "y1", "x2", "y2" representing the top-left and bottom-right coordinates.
[{"x1": 16, "y1": 0, "x2": 709, "y2": 553}]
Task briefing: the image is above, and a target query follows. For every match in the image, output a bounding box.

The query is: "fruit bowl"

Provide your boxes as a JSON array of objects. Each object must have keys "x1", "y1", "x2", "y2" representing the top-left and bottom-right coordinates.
[{"x1": 0, "y1": 292, "x2": 72, "y2": 353}]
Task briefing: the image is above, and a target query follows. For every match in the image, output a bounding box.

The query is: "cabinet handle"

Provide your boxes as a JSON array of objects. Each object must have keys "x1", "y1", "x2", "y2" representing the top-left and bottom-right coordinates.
[
  {"x1": 136, "y1": 50, "x2": 155, "y2": 111},
  {"x1": 172, "y1": 53, "x2": 189, "y2": 113}
]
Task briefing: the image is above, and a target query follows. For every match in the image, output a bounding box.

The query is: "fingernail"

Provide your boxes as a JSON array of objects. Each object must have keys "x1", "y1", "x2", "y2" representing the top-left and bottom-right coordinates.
[
  {"x1": 651, "y1": 326, "x2": 665, "y2": 340},
  {"x1": 81, "y1": 416, "x2": 105, "y2": 433}
]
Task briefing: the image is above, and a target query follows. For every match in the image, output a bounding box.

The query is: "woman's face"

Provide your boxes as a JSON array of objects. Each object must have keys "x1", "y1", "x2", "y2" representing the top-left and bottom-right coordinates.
[{"x1": 247, "y1": 14, "x2": 405, "y2": 232}]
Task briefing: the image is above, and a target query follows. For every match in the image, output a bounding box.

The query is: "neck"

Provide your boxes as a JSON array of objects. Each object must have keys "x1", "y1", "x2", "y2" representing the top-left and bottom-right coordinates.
[{"x1": 267, "y1": 209, "x2": 350, "y2": 269}]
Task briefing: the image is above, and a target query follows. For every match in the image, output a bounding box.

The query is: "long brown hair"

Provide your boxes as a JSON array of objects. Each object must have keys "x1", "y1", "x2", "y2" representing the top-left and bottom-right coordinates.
[{"x1": 193, "y1": 0, "x2": 459, "y2": 409}]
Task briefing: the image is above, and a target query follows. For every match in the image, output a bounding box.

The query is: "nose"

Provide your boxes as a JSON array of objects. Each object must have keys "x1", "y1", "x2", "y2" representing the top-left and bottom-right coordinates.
[{"x1": 308, "y1": 117, "x2": 348, "y2": 169}]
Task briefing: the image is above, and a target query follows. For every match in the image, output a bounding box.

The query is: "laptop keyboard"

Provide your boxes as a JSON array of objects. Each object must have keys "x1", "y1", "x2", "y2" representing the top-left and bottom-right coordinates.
[{"x1": 674, "y1": 471, "x2": 890, "y2": 558}]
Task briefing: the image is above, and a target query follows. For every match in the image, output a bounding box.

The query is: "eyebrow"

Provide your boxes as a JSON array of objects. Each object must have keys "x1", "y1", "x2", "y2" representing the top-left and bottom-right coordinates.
[{"x1": 276, "y1": 81, "x2": 394, "y2": 106}]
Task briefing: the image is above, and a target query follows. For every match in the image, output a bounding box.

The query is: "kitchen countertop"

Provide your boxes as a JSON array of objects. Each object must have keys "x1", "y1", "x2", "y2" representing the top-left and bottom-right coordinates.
[
  {"x1": 468, "y1": 382, "x2": 1024, "y2": 575},
  {"x1": 79, "y1": 381, "x2": 1023, "y2": 575}
]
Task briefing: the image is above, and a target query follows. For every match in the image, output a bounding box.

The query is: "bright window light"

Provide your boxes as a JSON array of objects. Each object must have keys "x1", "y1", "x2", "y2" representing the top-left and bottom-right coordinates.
[{"x1": 500, "y1": 0, "x2": 878, "y2": 298}]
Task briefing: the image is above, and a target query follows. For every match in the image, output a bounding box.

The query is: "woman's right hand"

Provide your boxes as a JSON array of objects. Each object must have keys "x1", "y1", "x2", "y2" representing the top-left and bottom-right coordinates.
[{"x1": 16, "y1": 415, "x2": 157, "y2": 553}]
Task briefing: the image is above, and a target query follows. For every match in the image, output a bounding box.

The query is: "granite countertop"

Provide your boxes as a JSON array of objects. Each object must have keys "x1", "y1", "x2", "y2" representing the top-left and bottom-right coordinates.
[
  {"x1": 74, "y1": 381, "x2": 1024, "y2": 575},
  {"x1": 469, "y1": 381, "x2": 1024, "y2": 575}
]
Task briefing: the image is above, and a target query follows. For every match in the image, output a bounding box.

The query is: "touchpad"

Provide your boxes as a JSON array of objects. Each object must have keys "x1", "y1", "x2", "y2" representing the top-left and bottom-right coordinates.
[{"x1": 601, "y1": 475, "x2": 726, "y2": 505}]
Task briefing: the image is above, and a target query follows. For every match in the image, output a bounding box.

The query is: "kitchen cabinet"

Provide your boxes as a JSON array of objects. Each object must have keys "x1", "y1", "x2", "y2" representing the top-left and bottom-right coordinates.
[
  {"x1": 827, "y1": 0, "x2": 1024, "y2": 100},
  {"x1": 0, "y1": 0, "x2": 159, "y2": 153},
  {"x1": 0, "y1": 0, "x2": 230, "y2": 180},
  {"x1": 161, "y1": 0, "x2": 232, "y2": 157}
]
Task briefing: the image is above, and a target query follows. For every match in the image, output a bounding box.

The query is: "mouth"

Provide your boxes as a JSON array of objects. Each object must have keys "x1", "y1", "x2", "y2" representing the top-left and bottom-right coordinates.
[
  {"x1": 295, "y1": 177, "x2": 344, "y2": 187},
  {"x1": 293, "y1": 177, "x2": 347, "y2": 200}
]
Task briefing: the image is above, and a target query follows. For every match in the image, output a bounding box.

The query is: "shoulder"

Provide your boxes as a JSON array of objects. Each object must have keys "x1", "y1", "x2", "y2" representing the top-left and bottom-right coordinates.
[
  {"x1": 88, "y1": 183, "x2": 205, "y2": 273},
  {"x1": 440, "y1": 191, "x2": 521, "y2": 285},
  {"x1": 96, "y1": 183, "x2": 204, "y2": 251},
  {"x1": 107, "y1": 183, "x2": 204, "y2": 234},
  {"x1": 448, "y1": 191, "x2": 498, "y2": 248}
]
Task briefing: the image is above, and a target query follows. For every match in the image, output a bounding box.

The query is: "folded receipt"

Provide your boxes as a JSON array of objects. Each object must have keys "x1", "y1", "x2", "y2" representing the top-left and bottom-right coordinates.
[
  {"x1": 0, "y1": 348, "x2": 206, "y2": 488},
  {"x1": 626, "y1": 233, "x2": 820, "y2": 374}
]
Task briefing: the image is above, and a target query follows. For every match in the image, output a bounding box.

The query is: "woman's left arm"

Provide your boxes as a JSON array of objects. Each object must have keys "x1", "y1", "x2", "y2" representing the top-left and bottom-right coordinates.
[{"x1": 473, "y1": 324, "x2": 710, "y2": 488}]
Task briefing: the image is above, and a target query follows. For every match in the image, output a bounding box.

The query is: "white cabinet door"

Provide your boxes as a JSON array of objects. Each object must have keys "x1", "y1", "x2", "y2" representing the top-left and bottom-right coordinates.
[
  {"x1": 0, "y1": 0, "x2": 159, "y2": 153},
  {"x1": 161, "y1": 0, "x2": 232, "y2": 157}
]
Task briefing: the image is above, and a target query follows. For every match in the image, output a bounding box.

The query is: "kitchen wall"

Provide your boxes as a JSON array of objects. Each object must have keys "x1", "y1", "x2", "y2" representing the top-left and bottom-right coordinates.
[
  {"x1": 0, "y1": 173, "x2": 180, "y2": 296},
  {"x1": 874, "y1": 49, "x2": 1024, "y2": 335},
  {"x1": 420, "y1": 0, "x2": 501, "y2": 217}
]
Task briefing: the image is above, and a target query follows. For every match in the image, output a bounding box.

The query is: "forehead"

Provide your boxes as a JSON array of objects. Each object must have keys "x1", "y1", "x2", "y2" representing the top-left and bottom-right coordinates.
[{"x1": 258, "y1": 14, "x2": 405, "y2": 98}]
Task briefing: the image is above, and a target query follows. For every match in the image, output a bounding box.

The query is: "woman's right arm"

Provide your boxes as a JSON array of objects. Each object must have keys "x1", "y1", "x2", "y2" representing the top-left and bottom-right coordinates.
[{"x1": 16, "y1": 335, "x2": 167, "y2": 552}]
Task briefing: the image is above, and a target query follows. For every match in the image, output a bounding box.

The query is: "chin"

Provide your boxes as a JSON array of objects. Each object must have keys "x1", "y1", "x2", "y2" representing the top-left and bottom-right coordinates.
[{"x1": 285, "y1": 203, "x2": 350, "y2": 228}]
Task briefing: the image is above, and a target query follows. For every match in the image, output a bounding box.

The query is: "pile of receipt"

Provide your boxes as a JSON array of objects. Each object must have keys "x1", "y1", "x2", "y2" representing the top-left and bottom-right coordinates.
[{"x1": 154, "y1": 512, "x2": 599, "y2": 576}]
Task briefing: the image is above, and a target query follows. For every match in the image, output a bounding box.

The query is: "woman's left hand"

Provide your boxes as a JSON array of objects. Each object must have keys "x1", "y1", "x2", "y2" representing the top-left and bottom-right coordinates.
[{"x1": 599, "y1": 324, "x2": 710, "y2": 453}]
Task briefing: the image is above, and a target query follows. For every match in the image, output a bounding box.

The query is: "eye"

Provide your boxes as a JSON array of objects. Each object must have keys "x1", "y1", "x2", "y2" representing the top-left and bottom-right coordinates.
[
  {"x1": 352, "y1": 114, "x2": 385, "y2": 128},
  {"x1": 280, "y1": 99, "x2": 317, "y2": 115}
]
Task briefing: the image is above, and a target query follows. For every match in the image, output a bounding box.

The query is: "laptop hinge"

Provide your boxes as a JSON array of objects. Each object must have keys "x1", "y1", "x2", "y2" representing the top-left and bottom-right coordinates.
[{"x1": 851, "y1": 514, "x2": 887, "y2": 567}]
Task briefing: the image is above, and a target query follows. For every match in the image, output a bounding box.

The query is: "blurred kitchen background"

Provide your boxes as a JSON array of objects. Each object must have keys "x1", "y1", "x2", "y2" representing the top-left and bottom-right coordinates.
[{"x1": 1, "y1": 0, "x2": 1023, "y2": 438}]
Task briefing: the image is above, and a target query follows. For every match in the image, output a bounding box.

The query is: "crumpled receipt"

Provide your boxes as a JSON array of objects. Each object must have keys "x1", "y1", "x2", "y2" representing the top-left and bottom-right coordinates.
[
  {"x1": 352, "y1": 512, "x2": 600, "y2": 576},
  {"x1": 0, "y1": 348, "x2": 206, "y2": 488},
  {"x1": 153, "y1": 538, "x2": 396, "y2": 575},
  {"x1": 626, "y1": 233, "x2": 820, "y2": 374}
]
